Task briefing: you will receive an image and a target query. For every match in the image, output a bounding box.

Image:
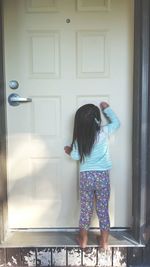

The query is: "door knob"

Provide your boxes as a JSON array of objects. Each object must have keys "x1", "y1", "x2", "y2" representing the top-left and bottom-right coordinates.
[{"x1": 8, "y1": 93, "x2": 32, "y2": 106}]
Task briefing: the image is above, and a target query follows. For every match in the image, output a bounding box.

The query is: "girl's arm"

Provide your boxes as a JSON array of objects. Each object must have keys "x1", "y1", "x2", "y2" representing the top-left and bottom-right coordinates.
[
  {"x1": 70, "y1": 142, "x2": 80, "y2": 160},
  {"x1": 100, "y1": 102, "x2": 120, "y2": 134}
]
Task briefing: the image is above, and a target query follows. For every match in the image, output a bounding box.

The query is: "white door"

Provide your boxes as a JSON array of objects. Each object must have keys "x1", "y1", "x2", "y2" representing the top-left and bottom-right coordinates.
[{"x1": 3, "y1": 0, "x2": 133, "y2": 228}]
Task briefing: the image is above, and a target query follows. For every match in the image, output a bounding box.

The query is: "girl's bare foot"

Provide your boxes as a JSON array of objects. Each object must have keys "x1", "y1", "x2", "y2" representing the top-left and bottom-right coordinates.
[
  {"x1": 76, "y1": 235, "x2": 87, "y2": 249},
  {"x1": 98, "y1": 230, "x2": 109, "y2": 251},
  {"x1": 97, "y1": 235, "x2": 107, "y2": 250},
  {"x1": 76, "y1": 229, "x2": 88, "y2": 249},
  {"x1": 100, "y1": 241, "x2": 108, "y2": 250}
]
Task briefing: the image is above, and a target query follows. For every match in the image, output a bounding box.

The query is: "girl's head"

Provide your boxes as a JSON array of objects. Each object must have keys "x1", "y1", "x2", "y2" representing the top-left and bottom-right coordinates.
[{"x1": 71, "y1": 104, "x2": 101, "y2": 162}]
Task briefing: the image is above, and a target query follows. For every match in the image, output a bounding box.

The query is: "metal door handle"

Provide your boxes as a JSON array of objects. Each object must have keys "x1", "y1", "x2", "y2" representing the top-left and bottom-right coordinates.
[{"x1": 8, "y1": 93, "x2": 32, "y2": 106}]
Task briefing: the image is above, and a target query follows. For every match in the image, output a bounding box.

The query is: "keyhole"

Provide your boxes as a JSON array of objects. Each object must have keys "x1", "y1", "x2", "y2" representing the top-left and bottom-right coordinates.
[{"x1": 66, "y1": 18, "x2": 71, "y2": 23}]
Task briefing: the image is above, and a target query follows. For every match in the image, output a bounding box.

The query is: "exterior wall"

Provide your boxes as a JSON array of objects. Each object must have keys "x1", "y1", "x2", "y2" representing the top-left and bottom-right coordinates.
[{"x1": 0, "y1": 246, "x2": 149, "y2": 267}]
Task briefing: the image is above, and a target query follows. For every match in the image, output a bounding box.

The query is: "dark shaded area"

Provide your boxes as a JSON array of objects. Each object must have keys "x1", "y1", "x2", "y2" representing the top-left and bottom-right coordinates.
[{"x1": 132, "y1": 0, "x2": 150, "y2": 246}]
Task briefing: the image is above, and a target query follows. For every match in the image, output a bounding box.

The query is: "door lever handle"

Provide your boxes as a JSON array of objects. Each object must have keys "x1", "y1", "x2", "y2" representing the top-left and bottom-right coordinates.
[{"x1": 8, "y1": 93, "x2": 32, "y2": 106}]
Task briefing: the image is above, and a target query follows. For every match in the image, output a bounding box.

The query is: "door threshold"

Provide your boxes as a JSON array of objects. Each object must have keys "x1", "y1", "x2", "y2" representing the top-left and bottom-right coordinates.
[{"x1": 0, "y1": 230, "x2": 145, "y2": 248}]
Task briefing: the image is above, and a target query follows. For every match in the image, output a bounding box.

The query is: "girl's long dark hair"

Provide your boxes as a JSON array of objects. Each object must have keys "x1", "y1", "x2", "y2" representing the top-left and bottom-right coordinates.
[{"x1": 71, "y1": 104, "x2": 101, "y2": 162}]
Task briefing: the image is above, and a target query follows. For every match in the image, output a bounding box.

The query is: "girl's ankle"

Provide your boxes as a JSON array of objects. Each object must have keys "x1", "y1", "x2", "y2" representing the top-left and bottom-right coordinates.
[
  {"x1": 100, "y1": 241, "x2": 108, "y2": 250},
  {"x1": 77, "y1": 229, "x2": 88, "y2": 248},
  {"x1": 99, "y1": 230, "x2": 109, "y2": 250}
]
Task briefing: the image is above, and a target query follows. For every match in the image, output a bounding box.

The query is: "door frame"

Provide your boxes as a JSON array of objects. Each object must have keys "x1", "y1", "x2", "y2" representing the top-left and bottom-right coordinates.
[
  {"x1": 0, "y1": 0, "x2": 7, "y2": 242},
  {"x1": 0, "y1": 0, "x2": 149, "y2": 244}
]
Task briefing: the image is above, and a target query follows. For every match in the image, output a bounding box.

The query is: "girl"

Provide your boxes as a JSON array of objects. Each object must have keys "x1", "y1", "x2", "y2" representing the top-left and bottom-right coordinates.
[{"x1": 64, "y1": 102, "x2": 120, "y2": 250}]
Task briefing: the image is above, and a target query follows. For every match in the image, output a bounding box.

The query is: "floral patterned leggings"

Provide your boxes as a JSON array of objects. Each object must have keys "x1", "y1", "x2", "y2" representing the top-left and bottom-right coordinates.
[{"x1": 79, "y1": 170, "x2": 110, "y2": 231}]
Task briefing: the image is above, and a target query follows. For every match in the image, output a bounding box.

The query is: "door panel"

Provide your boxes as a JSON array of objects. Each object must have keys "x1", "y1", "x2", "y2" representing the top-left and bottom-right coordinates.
[{"x1": 3, "y1": 0, "x2": 133, "y2": 228}]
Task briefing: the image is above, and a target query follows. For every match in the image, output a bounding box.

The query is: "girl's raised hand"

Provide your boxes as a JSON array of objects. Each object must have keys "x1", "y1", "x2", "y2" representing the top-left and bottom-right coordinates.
[
  {"x1": 100, "y1": 102, "x2": 109, "y2": 110},
  {"x1": 64, "y1": 146, "x2": 72, "y2": 155}
]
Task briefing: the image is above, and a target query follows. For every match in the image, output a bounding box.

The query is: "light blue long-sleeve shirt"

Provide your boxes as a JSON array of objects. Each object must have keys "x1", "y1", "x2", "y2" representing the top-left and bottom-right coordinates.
[{"x1": 70, "y1": 107, "x2": 120, "y2": 172}]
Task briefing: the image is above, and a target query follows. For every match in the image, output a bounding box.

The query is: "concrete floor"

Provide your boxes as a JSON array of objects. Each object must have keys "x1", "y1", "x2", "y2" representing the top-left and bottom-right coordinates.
[{"x1": 0, "y1": 230, "x2": 143, "y2": 247}]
